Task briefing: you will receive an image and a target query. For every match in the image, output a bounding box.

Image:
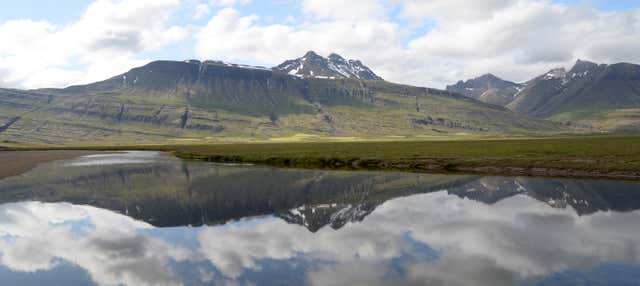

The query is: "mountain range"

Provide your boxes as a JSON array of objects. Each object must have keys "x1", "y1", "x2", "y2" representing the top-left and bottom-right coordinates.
[
  {"x1": 0, "y1": 51, "x2": 560, "y2": 144},
  {"x1": 449, "y1": 60, "x2": 640, "y2": 132}
]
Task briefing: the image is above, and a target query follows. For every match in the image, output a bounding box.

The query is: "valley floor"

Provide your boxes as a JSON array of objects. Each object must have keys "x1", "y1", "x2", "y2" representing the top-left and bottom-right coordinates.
[{"x1": 3, "y1": 136, "x2": 640, "y2": 180}]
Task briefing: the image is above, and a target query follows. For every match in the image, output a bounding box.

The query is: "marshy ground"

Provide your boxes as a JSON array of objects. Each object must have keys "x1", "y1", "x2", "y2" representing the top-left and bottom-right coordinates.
[{"x1": 3, "y1": 135, "x2": 640, "y2": 180}]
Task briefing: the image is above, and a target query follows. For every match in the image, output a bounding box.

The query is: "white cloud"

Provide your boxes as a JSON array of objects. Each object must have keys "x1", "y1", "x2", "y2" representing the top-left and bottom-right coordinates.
[
  {"x1": 194, "y1": 0, "x2": 251, "y2": 20},
  {"x1": 302, "y1": 0, "x2": 387, "y2": 21},
  {"x1": 393, "y1": 0, "x2": 640, "y2": 86},
  {"x1": 2, "y1": 0, "x2": 640, "y2": 90},
  {"x1": 194, "y1": 191, "x2": 640, "y2": 283},
  {"x1": 0, "y1": 202, "x2": 191, "y2": 286},
  {"x1": 211, "y1": 0, "x2": 252, "y2": 7},
  {"x1": 2, "y1": 180, "x2": 640, "y2": 284},
  {"x1": 0, "y1": 0, "x2": 186, "y2": 89},
  {"x1": 195, "y1": 7, "x2": 403, "y2": 70},
  {"x1": 396, "y1": 0, "x2": 513, "y2": 22},
  {"x1": 194, "y1": 0, "x2": 640, "y2": 88},
  {"x1": 194, "y1": 3, "x2": 212, "y2": 19}
]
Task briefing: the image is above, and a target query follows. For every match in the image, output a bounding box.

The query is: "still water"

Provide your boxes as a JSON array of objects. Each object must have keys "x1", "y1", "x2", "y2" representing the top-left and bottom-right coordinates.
[{"x1": 1, "y1": 151, "x2": 640, "y2": 286}]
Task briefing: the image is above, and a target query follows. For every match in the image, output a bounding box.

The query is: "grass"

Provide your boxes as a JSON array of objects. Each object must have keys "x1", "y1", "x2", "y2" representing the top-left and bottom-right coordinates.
[
  {"x1": 551, "y1": 108, "x2": 640, "y2": 132},
  {"x1": 4, "y1": 135, "x2": 640, "y2": 179},
  {"x1": 170, "y1": 136, "x2": 640, "y2": 172},
  {"x1": 1, "y1": 76, "x2": 572, "y2": 145}
]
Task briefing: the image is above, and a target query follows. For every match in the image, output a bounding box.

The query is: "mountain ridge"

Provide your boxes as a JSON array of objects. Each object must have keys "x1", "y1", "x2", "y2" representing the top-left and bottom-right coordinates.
[
  {"x1": 447, "y1": 73, "x2": 524, "y2": 106},
  {"x1": 0, "y1": 54, "x2": 564, "y2": 144},
  {"x1": 508, "y1": 60, "x2": 640, "y2": 131},
  {"x1": 450, "y1": 59, "x2": 640, "y2": 132},
  {"x1": 274, "y1": 51, "x2": 384, "y2": 81}
]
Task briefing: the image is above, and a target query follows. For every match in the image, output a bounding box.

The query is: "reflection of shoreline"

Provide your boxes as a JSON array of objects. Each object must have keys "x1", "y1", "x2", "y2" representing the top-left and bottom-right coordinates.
[
  {"x1": 0, "y1": 152, "x2": 478, "y2": 228},
  {"x1": 1, "y1": 152, "x2": 640, "y2": 231}
]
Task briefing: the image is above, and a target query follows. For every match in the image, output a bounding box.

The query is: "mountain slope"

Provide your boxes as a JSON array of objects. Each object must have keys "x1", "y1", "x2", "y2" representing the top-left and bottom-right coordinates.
[
  {"x1": 0, "y1": 58, "x2": 562, "y2": 144},
  {"x1": 274, "y1": 51, "x2": 383, "y2": 80},
  {"x1": 447, "y1": 74, "x2": 524, "y2": 106},
  {"x1": 507, "y1": 60, "x2": 640, "y2": 131}
]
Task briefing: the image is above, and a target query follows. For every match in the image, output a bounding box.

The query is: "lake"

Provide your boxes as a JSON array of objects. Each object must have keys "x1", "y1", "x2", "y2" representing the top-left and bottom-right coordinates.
[{"x1": 1, "y1": 151, "x2": 640, "y2": 286}]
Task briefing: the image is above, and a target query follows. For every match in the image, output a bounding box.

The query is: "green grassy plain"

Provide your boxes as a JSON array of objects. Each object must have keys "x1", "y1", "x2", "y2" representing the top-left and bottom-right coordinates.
[
  {"x1": 4, "y1": 135, "x2": 640, "y2": 179},
  {"x1": 551, "y1": 108, "x2": 640, "y2": 133}
]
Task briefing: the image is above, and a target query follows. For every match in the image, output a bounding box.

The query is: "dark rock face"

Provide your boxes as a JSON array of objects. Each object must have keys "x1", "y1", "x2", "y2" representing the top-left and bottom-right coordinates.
[
  {"x1": 274, "y1": 51, "x2": 384, "y2": 81},
  {"x1": 411, "y1": 116, "x2": 489, "y2": 132},
  {"x1": 508, "y1": 60, "x2": 640, "y2": 117},
  {"x1": 68, "y1": 59, "x2": 382, "y2": 117},
  {"x1": 447, "y1": 74, "x2": 524, "y2": 106}
]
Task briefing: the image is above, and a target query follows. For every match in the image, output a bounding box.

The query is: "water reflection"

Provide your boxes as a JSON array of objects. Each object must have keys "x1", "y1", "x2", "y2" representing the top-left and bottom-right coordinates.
[{"x1": 1, "y1": 151, "x2": 640, "y2": 285}]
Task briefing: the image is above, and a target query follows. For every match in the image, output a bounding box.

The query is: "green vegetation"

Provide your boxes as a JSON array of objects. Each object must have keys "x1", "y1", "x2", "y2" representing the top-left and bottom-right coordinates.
[
  {"x1": 551, "y1": 108, "x2": 640, "y2": 132},
  {"x1": 5, "y1": 136, "x2": 640, "y2": 179},
  {"x1": 0, "y1": 60, "x2": 568, "y2": 145},
  {"x1": 168, "y1": 136, "x2": 640, "y2": 175}
]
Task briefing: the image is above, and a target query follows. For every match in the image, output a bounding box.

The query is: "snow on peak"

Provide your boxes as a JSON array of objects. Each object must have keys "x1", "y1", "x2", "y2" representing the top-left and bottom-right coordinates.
[
  {"x1": 543, "y1": 68, "x2": 567, "y2": 80},
  {"x1": 274, "y1": 51, "x2": 383, "y2": 81}
]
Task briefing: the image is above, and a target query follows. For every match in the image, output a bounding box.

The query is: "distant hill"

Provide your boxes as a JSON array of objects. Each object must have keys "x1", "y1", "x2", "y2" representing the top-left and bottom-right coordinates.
[
  {"x1": 447, "y1": 73, "x2": 524, "y2": 106},
  {"x1": 0, "y1": 55, "x2": 562, "y2": 144}
]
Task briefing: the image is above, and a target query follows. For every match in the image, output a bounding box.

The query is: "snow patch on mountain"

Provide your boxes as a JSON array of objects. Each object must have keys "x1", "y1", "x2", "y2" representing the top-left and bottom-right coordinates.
[{"x1": 274, "y1": 51, "x2": 383, "y2": 81}]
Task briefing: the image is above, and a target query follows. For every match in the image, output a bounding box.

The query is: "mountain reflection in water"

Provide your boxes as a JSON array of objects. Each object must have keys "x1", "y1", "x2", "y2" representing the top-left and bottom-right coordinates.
[{"x1": 1, "y1": 151, "x2": 640, "y2": 286}]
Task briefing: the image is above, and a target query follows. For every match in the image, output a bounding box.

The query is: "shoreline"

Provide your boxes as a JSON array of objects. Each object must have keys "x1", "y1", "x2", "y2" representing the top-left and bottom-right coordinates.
[
  {"x1": 1, "y1": 149, "x2": 638, "y2": 181},
  {"x1": 174, "y1": 154, "x2": 640, "y2": 181},
  {"x1": 3, "y1": 136, "x2": 640, "y2": 180},
  {"x1": 0, "y1": 150, "x2": 107, "y2": 179}
]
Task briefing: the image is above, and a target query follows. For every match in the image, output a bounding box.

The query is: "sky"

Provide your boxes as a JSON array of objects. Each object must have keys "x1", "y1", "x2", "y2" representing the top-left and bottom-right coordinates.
[{"x1": 0, "y1": 0, "x2": 639, "y2": 89}]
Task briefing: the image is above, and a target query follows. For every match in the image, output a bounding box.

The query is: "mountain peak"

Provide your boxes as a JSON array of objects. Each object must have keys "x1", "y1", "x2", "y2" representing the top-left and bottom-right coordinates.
[
  {"x1": 304, "y1": 51, "x2": 321, "y2": 58},
  {"x1": 570, "y1": 59, "x2": 599, "y2": 74},
  {"x1": 274, "y1": 52, "x2": 383, "y2": 81},
  {"x1": 575, "y1": 59, "x2": 597, "y2": 65},
  {"x1": 480, "y1": 73, "x2": 498, "y2": 79},
  {"x1": 446, "y1": 73, "x2": 524, "y2": 106},
  {"x1": 476, "y1": 73, "x2": 504, "y2": 82},
  {"x1": 328, "y1": 53, "x2": 346, "y2": 62}
]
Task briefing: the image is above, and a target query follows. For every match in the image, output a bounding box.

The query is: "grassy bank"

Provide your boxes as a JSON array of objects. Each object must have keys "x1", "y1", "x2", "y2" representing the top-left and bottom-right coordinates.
[{"x1": 4, "y1": 136, "x2": 640, "y2": 179}]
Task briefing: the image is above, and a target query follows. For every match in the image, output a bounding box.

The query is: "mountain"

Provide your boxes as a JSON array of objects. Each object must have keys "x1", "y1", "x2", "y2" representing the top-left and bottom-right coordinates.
[
  {"x1": 277, "y1": 203, "x2": 376, "y2": 233},
  {"x1": 0, "y1": 56, "x2": 562, "y2": 144},
  {"x1": 507, "y1": 67, "x2": 569, "y2": 115},
  {"x1": 507, "y1": 60, "x2": 640, "y2": 131},
  {"x1": 447, "y1": 73, "x2": 524, "y2": 106},
  {"x1": 274, "y1": 51, "x2": 384, "y2": 80},
  {"x1": 449, "y1": 60, "x2": 640, "y2": 132},
  {"x1": 447, "y1": 176, "x2": 640, "y2": 216}
]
